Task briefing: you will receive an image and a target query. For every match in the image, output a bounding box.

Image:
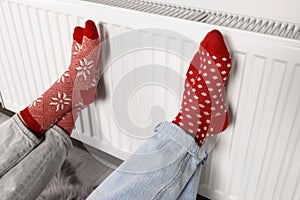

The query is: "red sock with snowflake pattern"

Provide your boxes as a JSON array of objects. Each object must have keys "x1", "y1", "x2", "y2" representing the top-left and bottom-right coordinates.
[
  {"x1": 55, "y1": 86, "x2": 96, "y2": 135},
  {"x1": 19, "y1": 20, "x2": 101, "y2": 136},
  {"x1": 173, "y1": 30, "x2": 232, "y2": 146},
  {"x1": 55, "y1": 108, "x2": 80, "y2": 135}
]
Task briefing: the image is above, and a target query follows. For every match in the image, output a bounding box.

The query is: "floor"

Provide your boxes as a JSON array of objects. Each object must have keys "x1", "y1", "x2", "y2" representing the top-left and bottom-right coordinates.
[
  {"x1": 0, "y1": 111, "x2": 9, "y2": 123},
  {"x1": 0, "y1": 111, "x2": 210, "y2": 200},
  {"x1": 67, "y1": 140, "x2": 122, "y2": 187}
]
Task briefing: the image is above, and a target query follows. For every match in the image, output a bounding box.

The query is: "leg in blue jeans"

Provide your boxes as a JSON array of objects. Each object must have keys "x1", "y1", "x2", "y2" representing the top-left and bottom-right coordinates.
[
  {"x1": 88, "y1": 121, "x2": 207, "y2": 200},
  {"x1": 178, "y1": 164, "x2": 203, "y2": 199}
]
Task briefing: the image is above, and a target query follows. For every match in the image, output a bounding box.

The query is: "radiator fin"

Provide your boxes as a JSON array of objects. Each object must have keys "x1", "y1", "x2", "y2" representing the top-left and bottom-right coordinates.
[{"x1": 84, "y1": 0, "x2": 300, "y2": 40}]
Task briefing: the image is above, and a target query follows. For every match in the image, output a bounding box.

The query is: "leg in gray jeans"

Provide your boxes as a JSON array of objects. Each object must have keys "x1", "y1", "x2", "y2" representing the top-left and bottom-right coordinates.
[{"x1": 0, "y1": 114, "x2": 72, "y2": 200}]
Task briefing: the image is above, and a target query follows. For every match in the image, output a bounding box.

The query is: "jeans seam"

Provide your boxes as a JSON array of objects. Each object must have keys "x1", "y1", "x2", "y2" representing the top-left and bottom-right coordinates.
[
  {"x1": 0, "y1": 145, "x2": 33, "y2": 178},
  {"x1": 153, "y1": 153, "x2": 191, "y2": 200}
]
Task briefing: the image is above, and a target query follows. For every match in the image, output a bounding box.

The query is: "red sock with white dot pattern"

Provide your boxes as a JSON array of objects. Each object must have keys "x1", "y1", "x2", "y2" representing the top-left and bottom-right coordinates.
[
  {"x1": 173, "y1": 30, "x2": 232, "y2": 146},
  {"x1": 19, "y1": 20, "x2": 100, "y2": 136}
]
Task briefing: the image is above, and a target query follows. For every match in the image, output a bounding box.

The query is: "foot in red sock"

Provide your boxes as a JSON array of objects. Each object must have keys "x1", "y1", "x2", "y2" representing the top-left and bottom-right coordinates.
[
  {"x1": 56, "y1": 86, "x2": 97, "y2": 136},
  {"x1": 173, "y1": 30, "x2": 231, "y2": 146},
  {"x1": 20, "y1": 20, "x2": 101, "y2": 135},
  {"x1": 55, "y1": 107, "x2": 81, "y2": 135}
]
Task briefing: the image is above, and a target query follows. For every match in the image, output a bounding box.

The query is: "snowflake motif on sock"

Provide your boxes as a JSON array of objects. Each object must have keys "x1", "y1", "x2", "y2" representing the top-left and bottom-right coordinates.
[
  {"x1": 76, "y1": 58, "x2": 94, "y2": 80},
  {"x1": 29, "y1": 96, "x2": 43, "y2": 108},
  {"x1": 49, "y1": 92, "x2": 71, "y2": 111},
  {"x1": 89, "y1": 72, "x2": 101, "y2": 88},
  {"x1": 72, "y1": 42, "x2": 82, "y2": 55},
  {"x1": 73, "y1": 100, "x2": 84, "y2": 110},
  {"x1": 57, "y1": 70, "x2": 71, "y2": 84}
]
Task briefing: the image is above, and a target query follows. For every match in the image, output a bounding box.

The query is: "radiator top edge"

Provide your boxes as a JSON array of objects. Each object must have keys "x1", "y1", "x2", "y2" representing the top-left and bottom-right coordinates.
[{"x1": 82, "y1": 0, "x2": 300, "y2": 41}]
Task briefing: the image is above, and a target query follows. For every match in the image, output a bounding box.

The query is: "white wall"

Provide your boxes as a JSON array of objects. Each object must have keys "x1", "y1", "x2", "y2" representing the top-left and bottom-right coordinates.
[{"x1": 157, "y1": 0, "x2": 300, "y2": 24}]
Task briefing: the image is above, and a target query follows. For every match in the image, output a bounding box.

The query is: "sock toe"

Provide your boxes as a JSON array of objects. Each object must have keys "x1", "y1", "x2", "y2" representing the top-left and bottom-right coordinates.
[
  {"x1": 200, "y1": 30, "x2": 231, "y2": 85},
  {"x1": 84, "y1": 20, "x2": 99, "y2": 40},
  {"x1": 200, "y1": 29, "x2": 230, "y2": 58},
  {"x1": 73, "y1": 26, "x2": 84, "y2": 44}
]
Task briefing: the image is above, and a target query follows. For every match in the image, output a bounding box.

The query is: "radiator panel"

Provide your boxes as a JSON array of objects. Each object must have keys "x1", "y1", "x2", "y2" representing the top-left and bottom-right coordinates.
[{"x1": 0, "y1": 0, "x2": 299, "y2": 199}]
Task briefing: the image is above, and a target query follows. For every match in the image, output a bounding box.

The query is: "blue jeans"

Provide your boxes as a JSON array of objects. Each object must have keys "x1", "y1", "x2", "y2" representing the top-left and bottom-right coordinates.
[
  {"x1": 88, "y1": 122, "x2": 207, "y2": 200},
  {"x1": 0, "y1": 115, "x2": 207, "y2": 200}
]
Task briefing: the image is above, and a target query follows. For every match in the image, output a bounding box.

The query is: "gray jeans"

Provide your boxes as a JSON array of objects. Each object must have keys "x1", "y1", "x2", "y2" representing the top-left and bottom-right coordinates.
[{"x1": 0, "y1": 114, "x2": 72, "y2": 200}]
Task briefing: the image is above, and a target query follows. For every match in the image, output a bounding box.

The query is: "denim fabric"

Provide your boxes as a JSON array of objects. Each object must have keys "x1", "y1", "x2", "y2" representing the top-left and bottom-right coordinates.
[
  {"x1": 0, "y1": 115, "x2": 41, "y2": 178},
  {"x1": 177, "y1": 164, "x2": 202, "y2": 200},
  {"x1": 0, "y1": 115, "x2": 72, "y2": 200},
  {"x1": 88, "y1": 121, "x2": 207, "y2": 200}
]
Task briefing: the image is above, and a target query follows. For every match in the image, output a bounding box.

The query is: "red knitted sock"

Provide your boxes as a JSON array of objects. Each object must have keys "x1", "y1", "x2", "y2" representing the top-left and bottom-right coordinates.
[
  {"x1": 55, "y1": 108, "x2": 80, "y2": 135},
  {"x1": 173, "y1": 30, "x2": 232, "y2": 146},
  {"x1": 55, "y1": 86, "x2": 96, "y2": 135},
  {"x1": 19, "y1": 20, "x2": 101, "y2": 135}
]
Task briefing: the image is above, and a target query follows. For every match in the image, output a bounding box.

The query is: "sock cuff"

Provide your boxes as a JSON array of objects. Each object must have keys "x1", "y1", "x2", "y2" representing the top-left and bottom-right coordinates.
[{"x1": 19, "y1": 107, "x2": 46, "y2": 135}]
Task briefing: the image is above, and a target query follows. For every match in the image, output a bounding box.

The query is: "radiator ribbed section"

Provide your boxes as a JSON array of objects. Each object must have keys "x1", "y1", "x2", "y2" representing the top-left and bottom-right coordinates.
[
  {"x1": 0, "y1": 0, "x2": 299, "y2": 200},
  {"x1": 84, "y1": 0, "x2": 300, "y2": 40}
]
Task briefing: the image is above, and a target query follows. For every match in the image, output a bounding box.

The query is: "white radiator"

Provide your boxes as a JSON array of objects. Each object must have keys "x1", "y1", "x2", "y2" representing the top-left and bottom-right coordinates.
[{"x1": 0, "y1": 0, "x2": 299, "y2": 199}]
